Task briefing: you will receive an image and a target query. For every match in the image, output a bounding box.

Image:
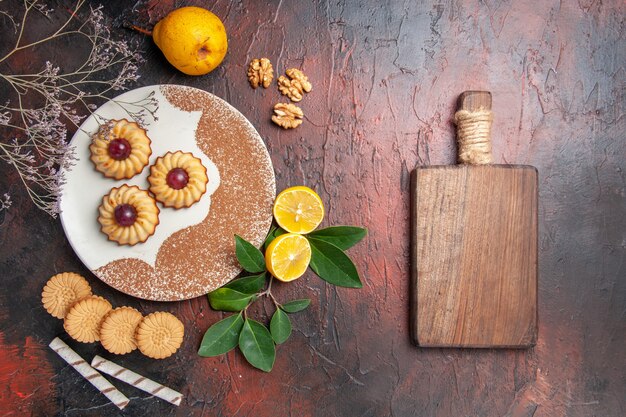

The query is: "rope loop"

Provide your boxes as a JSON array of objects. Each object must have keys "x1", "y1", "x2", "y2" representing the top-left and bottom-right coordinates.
[{"x1": 454, "y1": 109, "x2": 493, "y2": 165}]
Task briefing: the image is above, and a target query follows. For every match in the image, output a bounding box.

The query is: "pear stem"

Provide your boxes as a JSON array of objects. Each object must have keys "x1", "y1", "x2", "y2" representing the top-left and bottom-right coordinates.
[{"x1": 127, "y1": 24, "x2": 152, "y2": 37}]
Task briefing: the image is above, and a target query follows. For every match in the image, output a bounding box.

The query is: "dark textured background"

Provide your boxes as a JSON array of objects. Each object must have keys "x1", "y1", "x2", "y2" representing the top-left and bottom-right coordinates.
[{"x1": 1, "y1": 0, "x2": 624, "y2": 416}]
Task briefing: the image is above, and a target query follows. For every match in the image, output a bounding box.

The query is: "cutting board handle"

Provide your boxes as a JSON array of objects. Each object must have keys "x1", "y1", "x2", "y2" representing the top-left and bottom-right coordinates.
[{"x1": 454, "y1": 91, "x2": 493, "y2": 165}]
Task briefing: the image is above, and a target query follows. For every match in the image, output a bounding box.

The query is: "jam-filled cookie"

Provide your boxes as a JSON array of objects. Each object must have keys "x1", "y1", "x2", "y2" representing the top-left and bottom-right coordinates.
[
  {"x1": 98, "y1": 185, "x2": 160, "y2": 246},
  {"x1": 147, "y1": 151, "x2": 208, "y2": 209},
  {"x1": 90, "y1": 119, "x2": 152, "y2": 180}
]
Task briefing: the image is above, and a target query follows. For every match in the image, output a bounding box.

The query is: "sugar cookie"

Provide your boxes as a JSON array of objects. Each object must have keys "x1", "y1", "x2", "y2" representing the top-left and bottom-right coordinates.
[
  {"x1": 64, "y1": 296, "x2": 112, "y2": 343},
  {"x1": 135, "y1": 312, "x2": 184, "y2": 359},
  {"x1": 100, "y1": 307, "x2": 143, "y2": 354},
  {"x1": 41, "y1": 272, "x2": 92, "y2": 319}
]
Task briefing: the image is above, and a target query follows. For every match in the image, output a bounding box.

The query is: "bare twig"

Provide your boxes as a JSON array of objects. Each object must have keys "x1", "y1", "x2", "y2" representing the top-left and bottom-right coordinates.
[{"x1": 0, "y1": 0, "x2": 149, "y2": 217}]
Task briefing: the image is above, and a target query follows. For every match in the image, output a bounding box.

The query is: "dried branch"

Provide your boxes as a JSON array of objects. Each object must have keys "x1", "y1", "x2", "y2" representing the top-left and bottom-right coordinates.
[{"x1": 0, "y1": 0, "x2": 151, "y2": 217}]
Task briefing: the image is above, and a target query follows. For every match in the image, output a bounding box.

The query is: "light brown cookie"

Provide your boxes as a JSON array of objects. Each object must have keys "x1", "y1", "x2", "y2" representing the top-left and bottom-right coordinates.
[
  {"x1": 41, "y1": 272, "x2": 92, "y2": 319},
  {"x1": 98, "y1": 185, "x2": 160, "y2": 246},
  {"x1": 100, "y1": 307, "x2": 143, "y2": 355},
  {"x1": 64, "y1": 296, "x2": 112, "y2": 343},
  {"x1": 89, "y1": 118, "x2": 152, "y2": 180},
  {"x1": 147, "y1": 151, "x2": 208, "y2": 209},
  {"x1": 135, "y1": 312, "x2": 184, "y2": 359}
]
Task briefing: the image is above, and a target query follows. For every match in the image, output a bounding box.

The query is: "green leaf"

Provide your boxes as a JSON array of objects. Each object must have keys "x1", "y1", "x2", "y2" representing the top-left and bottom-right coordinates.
[
  {"x1": 263, "y1": 226, "x2": 287, "y2": 250},
  {"x1": 208, "y1": 288, "x2": 256, "y2": 312},
  {"x1": 239, "y1": 319, "x2": 276, "y2": 372},
  {"x1": 307, "y1": 226, "x2": 367, "y2": 250},
  {"x1": 308, "y1": 238, "x2": 362, "y2": 288},
  {"x1": 198, "y1": 313, "x2": 244, "y2": 357},
  {"x1": 223, "y1": 272, "x2": 266, "y2": 294},
  {"x1": 235, "y1": 235, "x2": 266, "y2": 273},
  {"x1": 280, "y1": 299, "x2": 311, "y2": 313},
  {"x1": 270, "y1": 309, "x2": 292, "y2": 344}
]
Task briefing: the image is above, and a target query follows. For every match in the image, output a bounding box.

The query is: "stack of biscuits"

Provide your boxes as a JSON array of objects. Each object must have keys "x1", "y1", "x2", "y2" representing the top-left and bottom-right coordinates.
[{"x1": 41, "y1": 272, "x2": 184, "y2": 359}]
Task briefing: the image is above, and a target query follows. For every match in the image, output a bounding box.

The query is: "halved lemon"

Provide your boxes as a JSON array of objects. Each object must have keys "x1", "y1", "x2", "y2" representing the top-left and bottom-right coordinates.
[
  {"x1": 273, "y1": 186, "x2": 324, "y2": 234},
  {"x1": 265, "y1": 233, "x2": 312, "y2": 282}
]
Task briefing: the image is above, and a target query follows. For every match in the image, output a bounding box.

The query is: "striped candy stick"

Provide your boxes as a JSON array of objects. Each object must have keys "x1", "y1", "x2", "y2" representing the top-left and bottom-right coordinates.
[
  {"x1": 91, "y1": 355, "x2": 183, "y2": 406},
  {"x1": 49, "y1": 338, "x2": 129, "y2": 410}
]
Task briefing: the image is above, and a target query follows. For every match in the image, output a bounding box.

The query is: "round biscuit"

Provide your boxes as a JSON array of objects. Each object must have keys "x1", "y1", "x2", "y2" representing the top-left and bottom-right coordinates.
[
  {"x1": 64, "y1": 296, "x2": 112, "y2": 343},
  {"x1": 135, "y1": 312, "x2": 184, "y2": 359},
  {"x1": 41, "y1": 272, "x2": 92, "y2": 319},
  {"x1": 100, "y1": 307, "x2": 143, "y2": 354}
]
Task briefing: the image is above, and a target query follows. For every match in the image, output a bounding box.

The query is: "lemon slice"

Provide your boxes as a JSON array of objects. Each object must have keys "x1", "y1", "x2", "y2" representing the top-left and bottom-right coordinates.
[
  {"x1": 265, "y1": 233, "x2": 312, "y2": 282},
  {"x1": 273, "y1": 186, "x2": 324, "y2": 234}
]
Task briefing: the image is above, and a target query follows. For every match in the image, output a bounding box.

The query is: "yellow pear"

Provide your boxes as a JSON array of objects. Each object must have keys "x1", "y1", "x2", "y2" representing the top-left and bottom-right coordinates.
[{"x1": 152, "y1": 6, "x2": 228, "y2": 76}]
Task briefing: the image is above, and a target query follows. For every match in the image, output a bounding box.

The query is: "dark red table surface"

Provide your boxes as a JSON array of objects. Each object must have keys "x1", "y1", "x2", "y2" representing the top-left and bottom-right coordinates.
[{"x1": 1, "y1": 0, "x2": 624, "y2": 416}]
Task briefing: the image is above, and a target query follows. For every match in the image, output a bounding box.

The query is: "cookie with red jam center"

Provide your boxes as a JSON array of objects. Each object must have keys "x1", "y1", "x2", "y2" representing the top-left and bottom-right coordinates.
[
  {"x1": 148, "y1": 151, "x2": 208, "y2": 209},
  {"x1": 90, "y1": 119, "x2": 152, "y2": 180},
  {"x1": 98, "y1": 185, "x2": 160, "y2": 245}
]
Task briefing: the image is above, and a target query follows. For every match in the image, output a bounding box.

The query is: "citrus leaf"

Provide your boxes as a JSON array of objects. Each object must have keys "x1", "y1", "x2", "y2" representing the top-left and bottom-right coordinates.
[
  {"x1": 198, "y1": 313, "x2": 244, "y2": 357},
  {"x1": 235, "y1": 235, "x2": 266, "y2": 273},
  {"x1": 280, "y1": 299, "x2": 311, "y2": 313},
  {"x1": 263, "y1": 226, "x2": 287, "y2": 250},
  {"x1": 223, "y1": 272, "x2": 266, "y2": 294},
  {"x1": 239, "y1": 319, "x2": 276, "y2": 372},
  {"x1": 308, "y1": 238, "x2": 362, "y2": 288},
  {"x1": 208, "y1": 288, "x2": 256, "y2": 312},
  {"x1": 307, "y1": 226, "x2": 367, "y2": 250},
  {"x1": 270, "y1": 309, "x2": 292, "y2": 344}
]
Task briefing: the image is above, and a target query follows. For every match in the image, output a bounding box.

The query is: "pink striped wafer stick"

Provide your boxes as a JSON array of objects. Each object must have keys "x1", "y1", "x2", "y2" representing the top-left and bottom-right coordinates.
[
  {"x1": 49, "y1": 338, "x2": 129, "y2": 410},
  {"x1": 91, "y1": 355, "x2": 183, "y2": 406}
]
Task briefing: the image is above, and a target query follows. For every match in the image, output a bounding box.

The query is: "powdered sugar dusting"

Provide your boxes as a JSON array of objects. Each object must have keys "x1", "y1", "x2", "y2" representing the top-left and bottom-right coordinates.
[{"x1": 95, "y1": 85, "x2": 275, "y2": 301}]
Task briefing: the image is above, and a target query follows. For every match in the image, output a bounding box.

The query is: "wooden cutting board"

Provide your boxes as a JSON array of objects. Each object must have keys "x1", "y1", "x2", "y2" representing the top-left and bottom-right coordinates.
[{"x1": 410, "y1": 91, "x2": 537, "y2": 348}]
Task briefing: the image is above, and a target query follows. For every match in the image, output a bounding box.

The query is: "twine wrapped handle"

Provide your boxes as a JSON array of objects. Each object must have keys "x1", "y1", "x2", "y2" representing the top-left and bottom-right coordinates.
[{"x1": 454, "y1": 91, "x2": 493, "y2": 165}]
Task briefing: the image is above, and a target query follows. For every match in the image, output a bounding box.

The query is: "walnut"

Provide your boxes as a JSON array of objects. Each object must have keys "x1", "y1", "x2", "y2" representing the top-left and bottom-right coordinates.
[
  {"x1": 272, "y1": 103, "x2": 303, "y2": 129},
  {"x1": 277, "y1": 75, "x2": 303, "y2": 102},
  {"x1": 277, "y1": 68, "x2": 312, "y2": 102},
  {"x1": 247, "y1": 58, "x2": 274, "y2": 89},
  {"x1": 286, "y1": 68, "x2": 312, "y2": 93}
]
